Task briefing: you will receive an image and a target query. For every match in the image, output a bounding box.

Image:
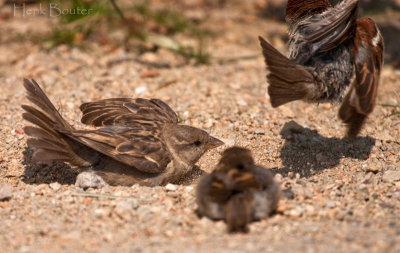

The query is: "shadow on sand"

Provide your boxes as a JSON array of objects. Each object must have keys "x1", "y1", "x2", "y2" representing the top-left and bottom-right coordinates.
[
  {"x1": 272, "y1": 121, "x2": 375, "y2": 177},
  {"x1": 22, "y1": 147, "x2": 80, "y2": 185}
]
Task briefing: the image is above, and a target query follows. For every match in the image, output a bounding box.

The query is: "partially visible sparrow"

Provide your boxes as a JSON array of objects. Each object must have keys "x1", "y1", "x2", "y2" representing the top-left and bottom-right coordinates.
[
  {"x1": 22, "y1": 79, "x2": 223, "y2": 186},
  {"x1": 196, "y1": 147, "x2": 280, "y2": 233},
  {"x1": 259, "y1": 0, "x2": 384, "y2": 138}
]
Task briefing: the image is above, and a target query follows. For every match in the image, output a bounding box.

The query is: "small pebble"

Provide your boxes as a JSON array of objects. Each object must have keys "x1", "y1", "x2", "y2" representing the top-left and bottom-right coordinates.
[
  {"x1": 366, "y1": 162, "x2": 381, "y2": 173},
  {"x1": 254, "y1": 129, "x2": 265, "y2": 135},
  {"x1": 0, "y1": 184, "x2": 12, "y2": 201},
  {"x1": 274, "y1": 173, "x2": 283, "y2": 183},
  {"x1": 140, "y1": 70, "x2": 160, "y2": 78},
  {"x1": 135, "y1": 86, "x2": 148, "y2": 95},
  {"x1": 288, "y1": 206, "x2": 304, "y2": 217},
  {"x1": 382, "y1": 171, "x2": 400, "y2": 183},
  {"x1": 165, "y1": 183, "x2": 178, "y2": 191},
  {"x1": 282, "y1": 188, "x2": 295, "y2": 200},
  {"x1": 49, "y1": 182, "x2": 62, "y2": 192}
]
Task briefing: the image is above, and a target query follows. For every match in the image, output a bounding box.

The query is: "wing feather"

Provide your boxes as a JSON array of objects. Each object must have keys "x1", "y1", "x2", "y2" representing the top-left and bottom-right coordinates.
[
  {"x1": 80, "y1": 98, "x2": 178, "y2": 127},
  {"x1": 290, "y1": 0, "x2": 359, "y2": 64},
  {"x1": 339, "y1": 18, "x2": 384, "y2": 138},
  {"x1": 57, "y1": 127, "x2": 171, "y2": 174}
]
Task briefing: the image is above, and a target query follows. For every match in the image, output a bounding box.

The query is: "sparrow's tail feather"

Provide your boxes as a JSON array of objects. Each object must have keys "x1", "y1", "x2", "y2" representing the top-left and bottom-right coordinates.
[
  {"x1": 24, "y1": 125, "x2": 72, "y2": 162},
  {"x1": 23, "y1": 79, "x2": 72, "y2": 130},
  {"x1": 22, "y1": 79, "x2": 90, "y2": 166},
  {"x1": 259, "y1": 36, "x2": 317, "y2": 107},
  {"x1": 225, "y1": 193, "x2": 251, "y2": 233}
]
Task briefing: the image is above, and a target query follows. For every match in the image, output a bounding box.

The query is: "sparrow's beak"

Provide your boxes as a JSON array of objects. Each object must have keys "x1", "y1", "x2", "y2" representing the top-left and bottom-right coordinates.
[{"x1": 206, "y1": 136, "x2": 224, "y2": 150}]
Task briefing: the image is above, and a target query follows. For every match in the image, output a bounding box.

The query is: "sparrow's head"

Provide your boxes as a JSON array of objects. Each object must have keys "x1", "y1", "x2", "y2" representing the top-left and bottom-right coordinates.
[
  {"x1": 286, "y1": 0, "x2": 330, "y2": 24},
  {"x1": 163, "y1": 124, "x2": 224, "y2": 166},
  {"x1": 216, "y1": 147, "x2": 255, "y2": 172}
]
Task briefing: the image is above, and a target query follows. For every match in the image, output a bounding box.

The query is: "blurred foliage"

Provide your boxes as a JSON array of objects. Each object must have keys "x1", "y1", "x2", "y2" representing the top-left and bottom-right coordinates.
[
  {"x1": 41, "y1": 0, "x2": 114, "y2": 45},
  {"x1": 40, "y1": 0, "x2": 210, "y2": 64},
  {"x1": 50, "y1": 29, "x2": 76, "y2": 45},
  {"x1": 59, "y1": 0, "x2": 109, "y2": 23},
  {"x1": 134, "y1": 4, "x2": 188, "y2": 34}
]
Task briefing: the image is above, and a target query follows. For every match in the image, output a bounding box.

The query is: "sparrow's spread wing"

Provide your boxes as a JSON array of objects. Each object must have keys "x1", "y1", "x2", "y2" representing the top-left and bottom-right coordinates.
[
  {"x1": 292, "y1": 0, "x2": 358, "y2": 64},
  {"x1": 339, "y1": 18, "x2": 384, "y2": 138},
  {"x1": 58, "y1": 126, "x2": 171, "y2": 174},
  {"x1": 80, "y1": 98, "x2": 178, "y2": 128}
]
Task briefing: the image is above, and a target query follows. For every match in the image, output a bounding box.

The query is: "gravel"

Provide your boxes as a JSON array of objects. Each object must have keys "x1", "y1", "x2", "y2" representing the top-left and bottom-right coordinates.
[{"x1": 0, "y1": 1, "x2": 400, "y2": 253}]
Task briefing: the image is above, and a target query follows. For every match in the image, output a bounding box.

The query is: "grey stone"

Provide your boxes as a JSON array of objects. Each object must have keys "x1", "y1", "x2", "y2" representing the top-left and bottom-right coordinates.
[{"x1": 75, "y1": 172, "x2": 108, "y2": 189}]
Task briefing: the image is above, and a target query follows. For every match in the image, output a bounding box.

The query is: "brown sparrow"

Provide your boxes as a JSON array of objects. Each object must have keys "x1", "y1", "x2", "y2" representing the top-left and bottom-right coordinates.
[
  {"x1": 259, "y1": 0, "x2": 384, "y2": 138},
  {"x1": 196, "y1": 147, "x2": 280, "y2": 233},
  {"x1": 22, "y1": 79, "x2": 223, "y2": 187}
]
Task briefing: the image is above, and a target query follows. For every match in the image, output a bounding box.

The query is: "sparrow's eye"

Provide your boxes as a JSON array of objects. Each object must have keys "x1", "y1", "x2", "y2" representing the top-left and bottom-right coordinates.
[
  {"x1": 194, "y1": 140, "x2": 202, "y2": 146},
  {"x1": 236, "y1": 163, "x2": 245, "y2": 170}
]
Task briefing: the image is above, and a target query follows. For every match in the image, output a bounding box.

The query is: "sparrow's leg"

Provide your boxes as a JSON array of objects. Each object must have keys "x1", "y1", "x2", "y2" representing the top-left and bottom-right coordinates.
[
  {"x1": 145, "y1": 160, "x2": 194, "y2": 186},
  {"x1": 338, "y1": 85, "x2": 368, "y2": 139},
  {"x1": 142, "y1": 162, "x2": 176, "y2": 186}
]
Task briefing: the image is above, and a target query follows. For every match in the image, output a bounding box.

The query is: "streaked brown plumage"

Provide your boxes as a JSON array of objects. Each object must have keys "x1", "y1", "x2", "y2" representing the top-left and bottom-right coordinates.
[
  {"x1": 259, "y1": 0, "x2": 384, "y2": 138},
  {"x1": 196, "y1": 147, "x2": 280, "y2": 233},
  {"x1": 22, "y1": 79, "x2": 223, "y2": 186}
]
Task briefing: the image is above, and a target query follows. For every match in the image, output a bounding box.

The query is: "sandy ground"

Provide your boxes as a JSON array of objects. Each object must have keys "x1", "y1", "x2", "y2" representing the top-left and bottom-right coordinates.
[{"x1": 0, "y1": 1, "x2": 400, "y2": 252}]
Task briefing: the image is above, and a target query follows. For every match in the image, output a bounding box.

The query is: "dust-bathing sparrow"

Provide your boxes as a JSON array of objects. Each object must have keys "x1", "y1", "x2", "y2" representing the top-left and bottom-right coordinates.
[{"x1": 22, "y1": 79, "x2": 223, "y2": 186}]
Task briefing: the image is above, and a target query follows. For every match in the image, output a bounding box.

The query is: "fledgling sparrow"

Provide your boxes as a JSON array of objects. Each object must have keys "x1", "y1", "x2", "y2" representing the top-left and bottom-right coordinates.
[
  {"x1": 259, "y1": 0, "x2": 384, "y2": 138},
  {"x1": 22, "y1": 79, "x2": 224, "y2": 187},
  {"x1": 196, "y1": 147, "x2": 280, "y2": 233}
]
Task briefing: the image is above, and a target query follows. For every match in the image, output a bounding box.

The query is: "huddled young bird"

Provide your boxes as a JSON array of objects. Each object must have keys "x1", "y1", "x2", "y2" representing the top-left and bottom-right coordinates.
[
  {"x1": 196, "y1": 147, "x2": 280, "y2": 233},
  {"x1": 259, "y1": 0, "x2": 384, "y2": 138},
  {"x1": 22, "y1": 79, "x2": 223, "y2": 186}
]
